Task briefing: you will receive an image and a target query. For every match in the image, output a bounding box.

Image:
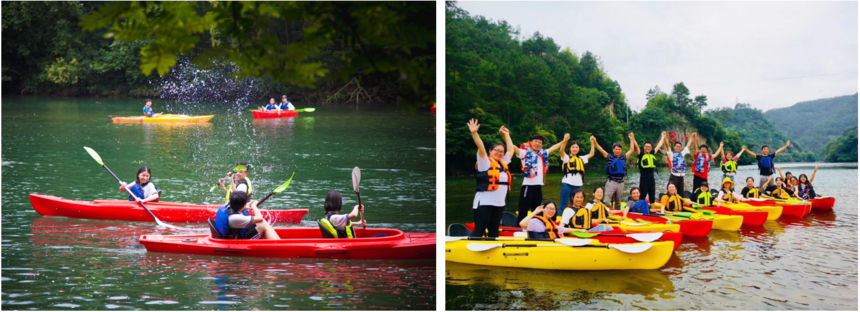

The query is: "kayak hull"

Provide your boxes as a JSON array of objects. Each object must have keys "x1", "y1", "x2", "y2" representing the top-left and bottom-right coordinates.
[
  {"x1": 29, "y1": 194, "x2": 307, "y2": 224},
  {"x1": 252, "y1": 110, "x2": 299, "y2": 118},
  {"x1": 741, "y1": 199, "x2": 811, "y2": 218},
  {"x1": 445, "y1": 240, "x2": 674, "y2": 270},
  {"x1": 721, "y1": 202, "x2": 783, "y2": 220},
  {"x1": 701, "y1": 207, "x2": 768, "y2": 226},
  {"x1": 618, "y1": 212, "x2": 712, "y2": 237},
  {"x1": 111, "y1": 114, "x2": 214, "y2": 123},
  {"x1": 139, "y1": 228, "x2": 435, "y2": 260},
  {"x1": 809, "y1": 197, "x2": 835, "y2": 211},
  {"x1": 463, "y1": 223, "x2": 683, "y2": 252},
  {"x1": 692, "y1": 213, "x2": 743, "y2": 231}
]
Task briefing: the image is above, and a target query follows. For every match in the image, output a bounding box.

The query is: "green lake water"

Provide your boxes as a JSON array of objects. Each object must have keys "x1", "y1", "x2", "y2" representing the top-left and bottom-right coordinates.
[
  {"x1": 1, "y1": 96, "x2": 436, "y2": 310},
  {"x1": 446, "y1": 162, "x2": 858, "y2": 310}
]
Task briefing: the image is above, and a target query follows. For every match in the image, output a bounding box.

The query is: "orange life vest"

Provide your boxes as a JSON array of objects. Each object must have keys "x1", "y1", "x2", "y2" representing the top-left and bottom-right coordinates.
[
  {"x1": 475, "y1": 158, "x2": 512, "y2": 192},
  {"x1": 535, "y1": 216, "x2": 560, "y2": 239}
]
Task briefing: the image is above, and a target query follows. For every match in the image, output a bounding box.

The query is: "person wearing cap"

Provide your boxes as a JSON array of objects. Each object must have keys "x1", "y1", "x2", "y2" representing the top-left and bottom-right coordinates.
[
  {"x1": 279, "y1": 95, "x2": 295, "y2": 111},
  {"x1": 715, "y1": 177, "x2": 740, "y2": 203},
  {"x1": 219, "y1": 161, "x2": 254, "y2": 204},
  {"x1": 592, "y1": 133, "x2": 637, "y2": 210}
]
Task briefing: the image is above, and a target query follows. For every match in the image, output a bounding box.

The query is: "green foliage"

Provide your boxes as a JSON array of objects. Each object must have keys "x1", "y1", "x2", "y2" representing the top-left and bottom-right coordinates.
[
  {"x1": 764, "y1": 93, "x2": 858, "y2": 154},
  {"x1": 43, "y1": 57, "x2": 79, "y2": 85},
  {"x1": 823, "y1": 127, "x2": 858, "y2": 162},
  {"x1": 706, "y1": 103, "x2": 808, "y2": 163}
]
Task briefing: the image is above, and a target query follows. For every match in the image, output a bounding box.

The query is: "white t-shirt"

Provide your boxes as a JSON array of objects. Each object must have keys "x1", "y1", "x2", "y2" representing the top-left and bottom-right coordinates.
[
  {"x1": 235, "y1": 183, "x2": 249, "y2": 193},
  {"x1": 126, "y1": 181, "x2": 158, "y2": 198},
  {"x1": 228, "y1": 213, "x2": 253, "y2": 229},
  {"x1": 560, "y1": 154, "x2": 589, "y2": 186},
  {"x1": 517, "y1": 149, "x2": 544, "y2": 186},
  {"x1": 560, "y1": 207, "x2": 577, "y2": 226},
  {"x1": 472, "y1": 153, "x2": 513, "y2": 209},
  {"x1": 327, "y1": 214, "x2": 349, "y2": 229}
]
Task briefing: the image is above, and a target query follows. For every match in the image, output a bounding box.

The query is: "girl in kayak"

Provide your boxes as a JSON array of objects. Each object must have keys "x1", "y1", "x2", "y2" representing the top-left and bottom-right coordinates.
[
  {"x1": 766, "y1": 177, "x2": 793, "y2": 199},
  {"x1": 658, "y1": 183, "x2": 686, "y2": 213},
  {"x1": 215, "y1": 191, "x2": 280, "y2": 240},
  {"x1": 741, "y1": 176, "x2": 772, "y2": 199},
  {"x1": 796, "y1": 163, "x2": 819, "y2": 199},
  {"x1": 624, "y1": 187, "x2": 660, "y2": 219},
  {"x1": 258, "y1": 98, "x2": 277, "y2": 112},
  {"x1": 715, "y1": 177, "x2": 740, "y2": 203},
  {"x1": 142, "y1": 99, "x2": 162, "y2": 118},
  {"x1": 318, "y1": 191, "x2": 367, "y2": 239},
  {"x1": 219, "y1": 162, "x2": 253, "y2": 204},
  {"x1": 561, "y1": 190, "x2": 614, "y2": 232},
  {"x1": 520, "y1": 201, "x2": 562, "y2": 239},
  {"x1": 558, "y1": 134, "x2": 595, "y2": 209},
  {"x1": 119, "y1": 166, "x2": 159, "y2": 203},
  {"x1": 776, "y1": 167, "x2": 798, "y2": 190},
  {"x1": 469, "y1": 119, "x2": 515, "y2": 238}
]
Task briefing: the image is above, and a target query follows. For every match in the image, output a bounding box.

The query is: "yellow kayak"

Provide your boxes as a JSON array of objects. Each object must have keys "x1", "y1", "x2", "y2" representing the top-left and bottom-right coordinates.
[
  {"x1": 553, "y1": 212, "x2": 681, "y2": 233},
  {"x1": 650, "y1": 203, "x2": 743, "y2": 231},
  {"x1": 445, "y1": 239, "x2": 674, "y2": 270},
  {"x1": 111, "y1": 114, "x2": 214, "y2": 123},
  {"x1": 720, "y1": 202, "x2": 783, "y2": 220}
]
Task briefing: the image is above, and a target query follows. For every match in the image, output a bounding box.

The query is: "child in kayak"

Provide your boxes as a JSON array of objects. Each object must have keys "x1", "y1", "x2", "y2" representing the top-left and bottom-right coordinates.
[
  {"x1": 520, "y1": 201, "x2": 562, "y2": 239},
  {"x1": 258, "y1": 98, "x2": 277, "y2": 112},
  {"x1": 214, "y1": 191, "x2": 280, "y2": 240},
  {"x1": 318, "y1": 191, "x2": 367, "y2": 238},
  {"x1": 766, "y1": 177, "x2": 793, "y2": 199},
  {"x1": 715, "y1": 178, "x2": 740, "y2": 203},
  {"x1": 796, "y1": 163, "x2": 819, "y2": 199},
  {"x1": 142, "y1": 99, "x2": 162, "y2": 118},
  {"x1": 219, "y1": 162, "x2": 253, "y2": 204},
  {"x1": 119, "y1": 166, "x2": 159, "y2": 203},
  {"x1": 741, "y1": 176, "x2": 772, "y2": 199}
]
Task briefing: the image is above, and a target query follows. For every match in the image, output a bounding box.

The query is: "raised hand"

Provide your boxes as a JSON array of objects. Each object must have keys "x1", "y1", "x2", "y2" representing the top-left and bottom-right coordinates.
[
  {"x1": 628, "y1": 133, "x2": 634, "y2": 140},
  {"x1": 533, "y1": 205, "x2": 544, "y2": 215},
  {"x1": 590, "y1": 135, "x2": 596, "y2": 142},
  {"x1": 719, "y1": 142, "x2": 724, "y2": 147},
  {"x1": 467, "y1": 119, "x2": 480, "y2": 133},
  {"x1": 815, "y1": 162, "x2": 819, "y2": 170},
  {"x1": 786, "y1": 140, "x2": 791, "y2": 147},
  {"x1": 661, "y1": 131, "x2": 667, "y2": 137},
  {"x1": 563, "y1": 133, "x2": 571, "y2": 141}
]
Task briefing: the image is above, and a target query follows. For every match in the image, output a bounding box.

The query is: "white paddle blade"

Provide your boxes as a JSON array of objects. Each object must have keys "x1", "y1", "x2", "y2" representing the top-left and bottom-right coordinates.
[
  {"x1": 512, "y1": 231, "x2": 528, "y2": 238},
  {"x1": 351, "y1": 167, "x2": 361, "y2": 193},
  {"x1": 83, "y1": 147, "x2": 104, "y2": 166},
  {"x1": 555, "y1": 238, "x2": 594, "y2": 246},
  {"x1": 628, "y1": 232, "x2": 663, "y2": 242},
  {"x1": 466, "y1": 243, "x2": 501, "y2": 252},
  {"x1": 621, "y1": 222, "x2": 646, "y2": 226},
  {"x1": 445, "y1": 236, "x2": 468, "y2": 242},
  {"x1": 610, "y1": 243, "x2": 654, "y2": 254}
]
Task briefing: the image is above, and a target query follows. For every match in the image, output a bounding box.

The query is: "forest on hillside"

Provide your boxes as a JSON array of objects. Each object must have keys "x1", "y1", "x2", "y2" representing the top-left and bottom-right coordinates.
[
  {"x1": 765, "y1": 93, "x2": 858, "y2": 154},
  {"x1": 823, "y1": 127, "x2": 858, "y2": 162},
  {"x1": 1, "y1": 1, "x2": 435, "y2": 108},
  {"x1": 707, "y1": 103, "x2": 815, "y2": 162}
]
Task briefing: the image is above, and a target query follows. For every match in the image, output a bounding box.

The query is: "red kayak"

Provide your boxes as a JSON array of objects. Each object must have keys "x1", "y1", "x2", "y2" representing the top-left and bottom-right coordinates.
[
  {"x1": 30, "y1": 194, "x2": 307, "y2": 224},
  {"x1": 740, "y1": 199, "x2": 812, "y2": 218},
  {"x1": 809, "y1": 197, "x2": 835, "y2": 211},
  {"x1": 251, "y1": 109, "x2": 298, "y2": 118},
  {"x1": 139, "y1": 228, "x2": 435, "y2": 260},
  {"x1": 698, "y1": 206, "x2": 767, "y2": 226},
  {"x1": 463, "y1": 223, "x2": 683, "y2": 252},
  {"x1": 614, "y1": 212, "x2": 713, "y2": 237},
  {"x1": 430, "y1": 106, "x2": 436, "y2": 113}
]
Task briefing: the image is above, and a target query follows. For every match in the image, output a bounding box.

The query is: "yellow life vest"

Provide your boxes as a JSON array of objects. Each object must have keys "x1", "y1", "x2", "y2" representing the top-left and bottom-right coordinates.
[
  {"x1": 721, "y1": 191, "x2": 735, "y2": 202},
  {"x1": 696, "y1": 191, "x2": 713, "y2": 207},
  {"x1": 640, "y1": 153, "x2": 657, "y2": 169},
  {"x1": 589, "y1": 202, "x2": 610, "y2": 220},
  {"x1": 661, "y1": 194, "x2": 685, "y2": 212},
  {"x1": 563, "y1": 155, "x2": 585, "y2": 176},
  {"x1": 771, "y1": 188, "x2": 790, "y2": 199},
  {"x1": 318, "y1": 213, "x2": 356, "y2": 239},
  {"x1": 745, "y1": 187, "x2": 761, "y2": 199},
  {"x1": 721, "y1": 160, "x2": 737, "y2": 173},
  {"x1": 225, "y1": 177, "x2": 254, "y2": 203}
]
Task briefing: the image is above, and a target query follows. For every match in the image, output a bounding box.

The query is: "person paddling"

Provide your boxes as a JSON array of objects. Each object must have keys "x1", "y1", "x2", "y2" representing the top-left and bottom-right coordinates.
[
  {"x1": 519, "y1": 201, "x2": 562, "y2": 239},
  {"x1": 318, "y1": 191, "x2": 368, "y2": 238},
  {"x1": 511, "y1": 134, "x2": 565, "y2": 223},
  {"x1": 119, "y1": 166, "x2": 159, "y2": 203},
  {"x1": 741, "y1": 141, "x2": 790, "y2": 188},
  {"x1": 632, "y1": 132, "x2": 666, "y2": 204},
  {"x1": 142, "y1": 99, "x2": 162, "y2": 118},
  {"x1": 664, "y1": 131, "x2": 697, "y2": 197},
  {"x1": 219, "y1": 162, "x2": 253, "y2": 204},
  {"x1": 214, "y1": 191, "x2": 280, "y2": 239},
  {"x1": 468, "y1": 119, "x2": 515, "y2": 238},
  {"x1": 593, "y1": 133, "x2": 637, "y2": 210},
  {"x1": 558, "y1": 134, "x2": 595, "y2": 209}
]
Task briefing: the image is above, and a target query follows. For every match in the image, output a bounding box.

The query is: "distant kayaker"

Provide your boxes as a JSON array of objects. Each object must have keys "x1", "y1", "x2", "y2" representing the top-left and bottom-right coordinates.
[
  {"x1": 741, "y1": 176, "x2": 771, "y2": 199},
  {"x1": 214, "y1": 191, "x2": 280, "y2": 239},
  {"x1": 119, "y1": 166, "x2": 159, "y2": 203},
  {"x1": 560, "y1": 189, "x2": 612, "y2": 232},
  {"x1": 593, "y1": 133, "x2": 636, "y2": 210},
  {"x1": 318, "y1": 191, "x2": 367, "y2": 239},
  {"x1": 511, "y1": 133, "x2": 566, "y2": 223},
  {"x1": 715, "y1": 178, "x2": 740, "y2": 203},
  {"x1": 741, "y1": 141, "x2": 791, "y2": 187},
  {"x1": 719, "y1": 147, "x2": 746, "y2": 193},
  {"x1": 519, "y1": 200, "x2": 562, "y2": 239},
  {"x1": 632, "y1": 132, "x2": 666, "y2": 204},
  {"x1": 219, "y1": 162, "x2": 253, "y2": 204},
  {"x1": 796, "y1": 163, "x2": 819, "y2": 199},
  {"x1": 279, "y1": 95, "x2": 295, "y2": 110},
  {"x1": 692, "y1": 140, "x2": 724, "y2": 191},
  {"x1": 468, "y1": 119, "x2": 515, "y2": 238},
  {"x1": 142, "y1": 99, "x2": 162, "y2": 118},
  {"x1": 663, "y1": 131, "x2": 697, "y2": 197},
  {"x1": 624, "y1": 187, "x2": 660, "y2": 219},
  {"x1": 258, "y1": 98, "x2": 277, "y2": 112},
  {"x1": 558, "y1": 133, "x2": 595, "y2": 209}
]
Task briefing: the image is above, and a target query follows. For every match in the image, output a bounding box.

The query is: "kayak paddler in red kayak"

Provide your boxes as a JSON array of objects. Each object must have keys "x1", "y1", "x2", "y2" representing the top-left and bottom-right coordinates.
[
  {"x1": 219, "y1": 162, "x2": 253, "y2": 204},
  {"x1": 214, "y1": 191, "x2": 280, "y2": 239},
  {"x1": 257, "y1": 97, "x2": 277, "y2": 112},
  {"x1": 119, "y1": 166, "x2": 159, "y2": 203},
  {"x1": 318, "y1": 191, "x2": 368, "y2": 238}
]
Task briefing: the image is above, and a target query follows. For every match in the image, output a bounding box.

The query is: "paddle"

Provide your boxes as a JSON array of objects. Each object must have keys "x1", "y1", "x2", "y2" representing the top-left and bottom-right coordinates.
[
  {"x1": 83, "y1": 147, "x2": 179, "y2": 229},
  {"x1": 296, "y1": 108, "x2": 315, "y2": 113},
  {"x1": 466, "y1": 241, "x2": 654, "y2": 254},
  {"x1": 256, "y1": 172, "x2": 296, "y2": 207},
  {"x1": 351, "y1": 167, "x2": 365, "y2": 230}
]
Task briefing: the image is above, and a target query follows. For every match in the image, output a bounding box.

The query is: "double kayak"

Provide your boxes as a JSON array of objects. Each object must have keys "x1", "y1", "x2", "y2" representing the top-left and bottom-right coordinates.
[
  {"x1": 140, "y1": 228, "x2": 435, "y2": 260},
  {"x1": 445, "y1": 239, "x2": 674, "y2": 270},
  {"x1": 613, "y1": 212, "x2": 713, "y2": 237},
  {"x1": 251, "y1": 109, "x2": 298, "y2": 118},
  {"x1": 463, "y1": 223, "x2": 683, "y2": 252},
  {"x1": 740, "y1": 198, "x2": 811, "y2": 217},
  {"x1": 111, "y1": 114, "x2": 214, "y2": 123},
  {"x1": 30, "y1": 194, "x2": 307, "y2": 224}
]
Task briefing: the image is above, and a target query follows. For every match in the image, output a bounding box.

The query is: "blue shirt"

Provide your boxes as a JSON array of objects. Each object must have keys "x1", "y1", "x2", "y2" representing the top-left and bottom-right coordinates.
[{"x1": 143, "y1": 106, "x2": 153, "y2": 117}]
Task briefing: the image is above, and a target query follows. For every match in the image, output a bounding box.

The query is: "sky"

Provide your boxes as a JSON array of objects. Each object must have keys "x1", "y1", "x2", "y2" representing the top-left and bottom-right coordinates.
[{"x1": 455, "y1": 1, "x2": 858, "y2": 112}]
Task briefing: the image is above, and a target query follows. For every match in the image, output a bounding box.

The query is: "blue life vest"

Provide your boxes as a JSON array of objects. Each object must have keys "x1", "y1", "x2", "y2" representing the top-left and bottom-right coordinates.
[
  {"x1": 214, "y1": 205, "x2": 248, "y2": 239},
  {"x1": 758, "y1": 156, "x2": 773, "y2": 171},
  {"x1": 670, "y1": 151, "x2": 686, "y2": 174},
  {"x1": 266, "y1": 104, "x2": 278, "y2": 110},
  {"x1": 279, "y1": 102, "x2": 293, "y2": 110},
  {"x1": 695, "y1": 153, "x2": 709, "y2": 173},
  {"x1": 605, "y1": 156, "x2": 627, "y2": 177},
  {"x1": 630, "y1": 200, "x2": 650, "y2": 215},
  {"x1": 128, "y1": 184, "x2": 145, "y2": 201},
  {"x1": 143, "y1": 106, "x2": 153, "y2": 117}
]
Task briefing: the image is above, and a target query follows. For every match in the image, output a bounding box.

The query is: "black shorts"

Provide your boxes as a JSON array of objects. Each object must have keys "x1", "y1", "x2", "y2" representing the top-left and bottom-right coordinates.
[{"x1": 242, "y1": 224, "x2": 260, "y2": 239}]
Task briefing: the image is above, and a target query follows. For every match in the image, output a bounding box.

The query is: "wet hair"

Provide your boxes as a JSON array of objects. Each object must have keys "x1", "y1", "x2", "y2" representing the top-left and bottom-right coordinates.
[
  {"x1": 229, "y1": 191, "x2": 248, "y2": 212},
  {"x1": 135, "y1": 166, "x2": 152, "y2": 186},
  {"x1": 569, "y1": 190, "x2": 586, "y2": 207},
  {"x1": 488, "y1": 143, "x2": 506, "y2": 154},
  {"x1": 536, "y1": 200, "x2": 557, "y2": 217},
  {"x1": 531, "y1": 135, "x2": 545, "y2": 144},
  {"x1": 324, "y1": 191, "x2": 343, "y2": 213}
]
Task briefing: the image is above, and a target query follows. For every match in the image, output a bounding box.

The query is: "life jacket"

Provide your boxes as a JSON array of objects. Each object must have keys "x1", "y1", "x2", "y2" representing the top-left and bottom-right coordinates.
[
  {"x1": 629, "y1": 200, "x2": 651, "y2": 215},
  {"x1": 758, "y1": 156, "x2": 774, "y2": 174},
  {"x1": 318, "y1": 213, "x2": 356, "y2": 239},
  {"x1": 527, "y1": 216, "x2": 559, "y2": 239},
  {"x1": 798, "y1": 184, "x2": 814, "y2": 199},
  {"x1": 694, "y1": 152, "x2": 710, "y2": 173},
  {"x1": 720, "y1": 190, "x2": 735, "y2": 202},
  {"x1": 214, "y1": 205, "x2": 248, "y2": 239},
  {"x1": 564, "y1": 207, "x2": 592, "y2": 230},
  {"x1": 589, "y1": 201, "x2": 610, "y2": 220},
  {"x1": 640, "y1": 153, "x2": 657, "y2": 169},
  {"x1": 696, "y1": 190, "x2": 713, "y2": 206},
  {"x1": 771, "y1": 188, "x2": 790, "y2": 199},
  {"x1": 662, "y1": 194, "x2": 685, "y2": 212},
  {"x1": 266, "y1": 104, "x2": 278, "y2": 110},
  {"x1": 520, "y1": 142, "x2": 548, "y2": 178},
  {"x1": 605, "y1": 155, "x2": 627, "y2": 177},
  {"x1": 127, "y1": 182, "x2": 158, "y2": 202},
  {"x1": 563, "y1": 156, "x2": 585, "y2": 176},
  {"x1": 475, "y1": 158, "x2": 511, "y2": 192},
  {"x1": 670, "y1": 151, "x2": 686, "y2": 174},
  {"x1": 143, "y1": 106, "x2": 153, "y2": 117},
  {"x1": 721, "y1": 160, "x2": 737, "y2": 173},
  {"x1": 225, "y1": 177, "x2": 254, "y2": 203},
  {"x1": 745, "y1": 187, "x2": 761, "y2": 199}
]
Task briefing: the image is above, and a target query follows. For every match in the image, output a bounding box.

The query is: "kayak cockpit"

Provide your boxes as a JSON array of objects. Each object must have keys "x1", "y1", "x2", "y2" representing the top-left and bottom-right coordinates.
[{"x1": 205, "y1": 227, "x2": 407, "y2": 242}]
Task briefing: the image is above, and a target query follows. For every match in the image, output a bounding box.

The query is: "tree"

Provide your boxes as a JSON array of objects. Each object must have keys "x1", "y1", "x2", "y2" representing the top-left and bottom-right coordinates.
[
  {"x1": 646, "y1": 85, "x2": 663, "y2": 100},
  {"x1": 671, "y1": 82, "x2": 691, "y2": 109}
]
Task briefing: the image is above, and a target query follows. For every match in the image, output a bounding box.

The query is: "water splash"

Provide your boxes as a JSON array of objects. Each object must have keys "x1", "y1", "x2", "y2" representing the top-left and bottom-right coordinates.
[{"x1": 156, "y1": 58, "x2": 258, "y2": 106}]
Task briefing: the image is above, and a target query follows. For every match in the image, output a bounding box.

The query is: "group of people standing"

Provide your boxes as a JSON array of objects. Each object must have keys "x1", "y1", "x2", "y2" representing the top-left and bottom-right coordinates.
[{"x1": 468, "y1": 118, "x2": 819, "y2": 238}]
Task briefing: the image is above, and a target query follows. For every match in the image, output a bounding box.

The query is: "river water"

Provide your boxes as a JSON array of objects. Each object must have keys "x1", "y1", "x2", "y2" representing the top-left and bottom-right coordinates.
[
  {"x1": 446, "y1": 162, "x2": 857, "y2": 310},
  {"x1": 1, "y1": 96, "x2": 436, "y2": 310}
]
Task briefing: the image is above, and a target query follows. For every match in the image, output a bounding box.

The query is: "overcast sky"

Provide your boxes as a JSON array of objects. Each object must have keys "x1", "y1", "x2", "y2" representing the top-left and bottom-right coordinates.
[{"x1": 456, "y1": 1, "x2": 858, "y2": 112}]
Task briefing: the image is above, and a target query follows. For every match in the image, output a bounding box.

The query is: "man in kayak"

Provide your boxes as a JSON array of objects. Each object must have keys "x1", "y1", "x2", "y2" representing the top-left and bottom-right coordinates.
[
  {"x1": 511, "y1": 134, "x2": 566, "y2": 223},
  {"x1": 219, "y1": 162, "x2": 253, "y2": 204},
  {"x1": 215, "y1": 191, "x2": 280, "y2": 239},
  {"x1": 143, "y1": 99, "x2": 162, "y2": 118},
  {"x1": 663, "y1": 132, "x2": 697, "y2": 197},
  {"x1": 593, "y1": 133, "x2": 637, "y2": 210},
  {"x1": 318, "y1": 191, "x2": 367, "y2": 238},
  {"x1": 741, "y1": 141, "x2": 790, "y2": 187},
  {"x1": 279, "y1": 95, "x2": 295, "y2": 111}
]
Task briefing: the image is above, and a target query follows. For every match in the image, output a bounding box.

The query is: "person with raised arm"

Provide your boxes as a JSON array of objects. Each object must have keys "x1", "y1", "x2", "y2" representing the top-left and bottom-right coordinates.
[
  {"x1": 692, "y1": 140, "x2": 724, "y2": 191},
  {"x1": 468, "y1": 119, "x2": 515, "y2": 238},
  {"x1": 741, "y1": 141, "x2": 791, "y2": 187},
  {"x1": 510, "y1": 132, "x2": 566, "y2": 223},
  {"x1": 558, "y1": 134, "x2": 595, "y2": 209},
  {"x1": 592, "y1": 133, "x2": 636, "y2": 210},
  {"x1": 719, "y1": 146, "x2": 747, "y2": 193},
  {"x1": 632, "y1": 131, "x2": 666, "y2": 203},
  {"x1": 663, "y1": 131, "x2": 697, "y2": 196}
]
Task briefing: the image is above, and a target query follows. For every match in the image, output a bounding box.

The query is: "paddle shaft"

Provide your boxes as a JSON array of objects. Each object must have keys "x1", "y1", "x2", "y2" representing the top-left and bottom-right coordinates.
[
  {"x1": 356, "y1": 191, "x2": 365, "y2": 230},
  {"x1": 100, "y1": 164, "x2": 161, "y2": 223},
  {"x1": 483, "y1": 243, "x2": 613, "y2": 249}
]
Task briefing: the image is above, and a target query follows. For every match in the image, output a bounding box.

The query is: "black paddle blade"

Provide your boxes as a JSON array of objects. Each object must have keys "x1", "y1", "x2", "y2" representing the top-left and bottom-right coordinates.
[
  {"x1": 447, "y1": 223, "x2": 472, "y2": 236},
  {"x1": 501, "y1": 211, "x2": 519, "y2": 227}
]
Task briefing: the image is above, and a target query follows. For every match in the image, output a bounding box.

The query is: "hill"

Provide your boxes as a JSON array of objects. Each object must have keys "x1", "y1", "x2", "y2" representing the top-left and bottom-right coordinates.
[
  {"x1": 764, "y1": 93, "x2": 858, "y2": 155},
  {"x1": 706, "y1": 103, "x2": 816, "y2": 162}
]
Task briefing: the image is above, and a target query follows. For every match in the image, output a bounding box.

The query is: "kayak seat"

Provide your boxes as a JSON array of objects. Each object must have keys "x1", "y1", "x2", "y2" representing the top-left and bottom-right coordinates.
[
  {"x1": 500, "y1": 212, "x2": 519, "y2": 227},
  {"x1": 207, "y1": 218, "x2": 224, "y2": 239}
]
